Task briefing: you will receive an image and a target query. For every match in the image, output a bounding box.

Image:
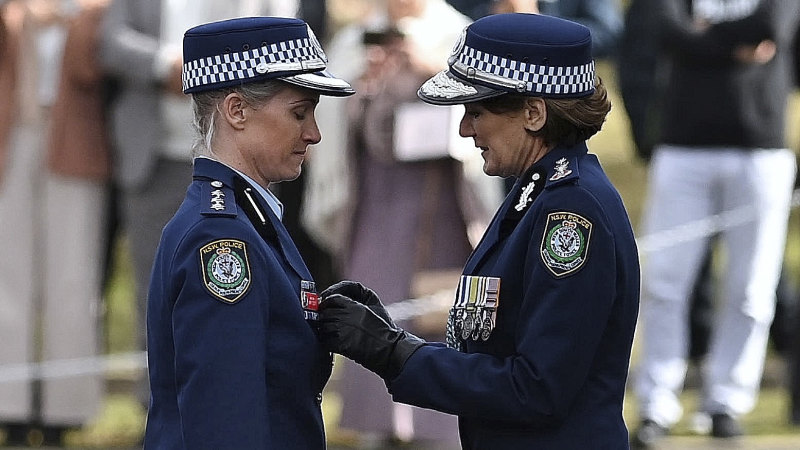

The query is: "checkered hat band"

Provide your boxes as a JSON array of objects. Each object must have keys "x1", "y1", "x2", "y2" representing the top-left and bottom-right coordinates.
[
  {"x1": 183, "y1": 37, "x2": 325, "y2": 91},
  {"x1": 456, "y1": 45, "x2": 595, "y2": 95}
]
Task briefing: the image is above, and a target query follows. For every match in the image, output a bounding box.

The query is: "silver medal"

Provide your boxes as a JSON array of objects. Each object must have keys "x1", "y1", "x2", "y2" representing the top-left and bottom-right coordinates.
[
  {"x1": 470, "y1": 311, "x2": 483, "y2": 341},
  {"x1": 462, "y1": 314, "x2": 474, "y2": 340},
  {"x1": 480, "y1": 315, "x2": 493, "y2": 341}
]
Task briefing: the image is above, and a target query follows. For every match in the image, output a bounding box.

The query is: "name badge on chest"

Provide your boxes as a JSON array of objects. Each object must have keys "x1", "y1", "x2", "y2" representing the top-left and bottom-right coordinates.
[{"x1": 300, "y1": 280, "x2": 319, "y2": 322}]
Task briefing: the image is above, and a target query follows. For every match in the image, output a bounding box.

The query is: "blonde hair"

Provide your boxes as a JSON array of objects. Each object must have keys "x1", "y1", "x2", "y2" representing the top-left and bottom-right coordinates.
[{"x1": 190, "y1": 80, "x2": 286, "y2": 157}]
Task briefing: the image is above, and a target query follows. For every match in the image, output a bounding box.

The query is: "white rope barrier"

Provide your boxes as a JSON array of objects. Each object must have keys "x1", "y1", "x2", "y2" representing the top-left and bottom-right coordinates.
[
  {"x1": 2, "y1": 188, "x2": 799, "y2": 383},
  {"x1": 636, "y1": 188, "x2": 800, "y2": 255},
  {"x1": 0, "y1": 352, "x2": 146, "y2": 384}
]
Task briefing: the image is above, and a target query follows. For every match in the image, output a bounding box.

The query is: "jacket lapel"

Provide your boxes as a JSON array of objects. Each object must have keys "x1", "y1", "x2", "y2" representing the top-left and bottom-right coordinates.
[
  {"x1": 462, "y1": 159, "x2": 554, "y2": 274},
  {"x1": 231, "y1": 176, "x2": 312, "y2": 281},
  {"x1": 463, "y1": 180, "x2": 519, "y2": 274}
]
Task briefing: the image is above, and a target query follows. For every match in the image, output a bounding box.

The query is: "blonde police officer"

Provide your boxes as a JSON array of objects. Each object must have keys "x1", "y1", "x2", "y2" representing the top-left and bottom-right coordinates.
[{"x1": 145, "y1": 17, "x2": 353, "y2": 449}]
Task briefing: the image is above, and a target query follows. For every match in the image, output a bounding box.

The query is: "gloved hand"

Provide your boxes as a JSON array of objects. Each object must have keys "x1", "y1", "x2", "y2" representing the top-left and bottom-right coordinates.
[
  {"x1": 319, "y1": 294, "x2": 424, "y2": 380},
  {"x1": 322, "y1": 281, "x2": 395, "y2": 327}
]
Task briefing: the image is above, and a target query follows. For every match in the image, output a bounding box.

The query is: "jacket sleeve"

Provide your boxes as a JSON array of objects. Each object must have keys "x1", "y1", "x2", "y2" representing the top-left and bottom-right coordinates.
[
  {"x1": 169, "y1": 220, "x2": 272, "y2": 448},
  {"x1": 657, "y1": 0, "x2": 799, "y2": 64},
  {"x1": 388, "y1": 188, "x2": 619, "y2": 426},
  {"x1": 655, "y1": 0, "x2": 737, "y2": 64},
  {"x1": 705, "y1": 0, "x2": 800, "y2": 47}
]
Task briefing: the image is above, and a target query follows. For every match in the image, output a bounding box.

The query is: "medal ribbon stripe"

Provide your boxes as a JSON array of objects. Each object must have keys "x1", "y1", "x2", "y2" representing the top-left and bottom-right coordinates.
[{"x1": 455, "y1": 276, "x2": 469, "y2": 308}]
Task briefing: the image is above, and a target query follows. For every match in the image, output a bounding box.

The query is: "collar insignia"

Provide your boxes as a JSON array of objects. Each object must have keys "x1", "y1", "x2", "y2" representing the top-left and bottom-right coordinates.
[
  {"x1": 515, "y1": 172, "x2": 541, "y2": 212},
  {"x1": 549, "y1": 158, "x2": 573, "y2": 181}
]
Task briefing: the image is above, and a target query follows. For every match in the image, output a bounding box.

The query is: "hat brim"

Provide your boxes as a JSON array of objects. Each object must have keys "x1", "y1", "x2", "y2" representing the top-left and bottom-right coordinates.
[
  {"x1": 283, "y1": 70, "x2": 355, "y2": 97},
  {"x1": 417, "y1": 70, "x2": 506, "y2": 106}
]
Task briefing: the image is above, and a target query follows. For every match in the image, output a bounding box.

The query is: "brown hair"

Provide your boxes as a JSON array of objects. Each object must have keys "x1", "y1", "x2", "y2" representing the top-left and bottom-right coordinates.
[{"x1": 479, "y1": 77, "x2": 611, "y2": 147}]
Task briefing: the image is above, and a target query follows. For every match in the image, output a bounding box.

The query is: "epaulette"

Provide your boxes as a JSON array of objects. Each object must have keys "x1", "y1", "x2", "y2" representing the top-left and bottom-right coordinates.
[
  {"x1": 544, "y1": 155, "x2": 580, "y2": 189},
  {"x1": 200, "y1": 180, "x2": 238, "y2": 217}
]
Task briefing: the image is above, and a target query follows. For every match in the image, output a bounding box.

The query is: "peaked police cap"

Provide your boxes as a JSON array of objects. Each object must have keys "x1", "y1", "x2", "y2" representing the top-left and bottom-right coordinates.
[
  {"x1": 183, "y1": 16, "x2": 354, "y2": 96},
  {"x1": 418, "y1": 13, "x2": 595, "y2": 105}
]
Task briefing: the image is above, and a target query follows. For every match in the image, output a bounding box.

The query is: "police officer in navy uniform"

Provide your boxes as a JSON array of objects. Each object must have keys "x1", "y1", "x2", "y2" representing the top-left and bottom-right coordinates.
[
  {"x1": 319, "y1": 13, "x2": 640, "y2": 449},
  {"x1": 144, "y1": 17, "x2": 353, "y2": 449}
]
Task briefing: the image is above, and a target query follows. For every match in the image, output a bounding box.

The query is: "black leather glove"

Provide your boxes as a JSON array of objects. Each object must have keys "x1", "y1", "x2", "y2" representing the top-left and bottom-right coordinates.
[
  {"x1": 322, "y1": 281, "x2": 396, "y2": 327},
  {"x1": 319, "y1": 294, "x2": 424, "y2": 380}
]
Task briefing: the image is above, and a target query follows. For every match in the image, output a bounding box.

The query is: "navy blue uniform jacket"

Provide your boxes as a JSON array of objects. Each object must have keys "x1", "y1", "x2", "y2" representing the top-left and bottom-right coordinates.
[
  {"x1": 144, "y1": 158, "x2": 331, "y2": 449},
  {"x1": 388, "y1": 143, "x2": 640, "y2": 449}
]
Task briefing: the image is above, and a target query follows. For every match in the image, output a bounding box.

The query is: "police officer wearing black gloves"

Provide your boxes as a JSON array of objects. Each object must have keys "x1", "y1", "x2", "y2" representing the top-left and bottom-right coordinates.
[
  {"x1": 319, "y1": 13, "x2": 640, "y2": 449},
  {"x1": 144, "y1": 17, "x2": 354, "y2": 449}
]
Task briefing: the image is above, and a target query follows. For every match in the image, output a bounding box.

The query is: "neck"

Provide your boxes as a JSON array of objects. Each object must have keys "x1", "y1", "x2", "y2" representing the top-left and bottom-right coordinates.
[{"x1": 518, "y1": 140, "x2": 551, "y2": 176}]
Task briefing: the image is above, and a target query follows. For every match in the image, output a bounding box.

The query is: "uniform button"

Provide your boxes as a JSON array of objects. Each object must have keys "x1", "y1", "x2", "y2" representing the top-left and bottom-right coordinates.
[{"x1": 316, "y1": 393, "x2": 323, "y2": 404}]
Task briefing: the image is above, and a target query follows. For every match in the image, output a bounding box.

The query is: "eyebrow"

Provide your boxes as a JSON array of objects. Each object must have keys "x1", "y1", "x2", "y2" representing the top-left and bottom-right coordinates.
[{"x1": 290, "y1": 97, "x2": 320, "y2": 107}]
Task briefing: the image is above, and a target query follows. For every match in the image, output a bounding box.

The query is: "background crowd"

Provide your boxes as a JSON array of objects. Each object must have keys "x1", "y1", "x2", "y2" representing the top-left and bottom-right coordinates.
[{"x1": 0, "y1": 0, "x2": 799, "y2": 447}]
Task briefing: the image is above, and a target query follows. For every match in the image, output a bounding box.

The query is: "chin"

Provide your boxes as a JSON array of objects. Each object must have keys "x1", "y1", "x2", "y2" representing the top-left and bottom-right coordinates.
[
  {"x1": 482, "y1": 162, "x2": 499, "y2": 177},
  {"x1": 287, "y1": 166, "x2": 303, "y2": 181},
  {"x1": 272, "y1": 168, "x2": 302, "y2": 183}
]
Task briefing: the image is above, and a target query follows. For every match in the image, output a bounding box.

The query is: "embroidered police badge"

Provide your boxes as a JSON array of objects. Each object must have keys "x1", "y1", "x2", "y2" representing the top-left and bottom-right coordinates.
[
  {"x1": 199, "y1": 239, "x2": 252, "y2": 303},
  {"x1": 540, "y1": 212, "x2": 592, "y2": 277}
]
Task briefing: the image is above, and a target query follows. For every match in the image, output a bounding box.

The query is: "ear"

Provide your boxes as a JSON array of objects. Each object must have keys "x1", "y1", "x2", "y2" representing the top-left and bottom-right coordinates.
[
  {"x1": 221, "y1": 92, "x2": 247, "y2": 130},
  {"x1": 523, "y1": 97, "x2": 547, "y2": 132}
]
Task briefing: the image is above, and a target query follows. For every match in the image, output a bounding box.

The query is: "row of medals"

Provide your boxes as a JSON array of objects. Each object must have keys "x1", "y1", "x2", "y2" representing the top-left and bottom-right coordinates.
[{"x1": 452, "y1": 275, "x2": 501, "y2": 342}]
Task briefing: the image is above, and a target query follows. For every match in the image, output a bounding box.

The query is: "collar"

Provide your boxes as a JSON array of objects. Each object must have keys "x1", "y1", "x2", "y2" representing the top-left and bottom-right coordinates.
[
  {"x1": 503, "y1": 142, "x2": 587, "y2": 233},
  {"x1": 194, "y1": 157, "x2": 283, "y2": 220},
  {"x1": 524, "y1": 141, "x2": 587, "y2": 189}
]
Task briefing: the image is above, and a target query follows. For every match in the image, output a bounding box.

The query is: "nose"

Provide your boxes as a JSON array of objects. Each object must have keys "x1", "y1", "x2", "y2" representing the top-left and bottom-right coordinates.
[
  {"x1": 458, "y1": 112, "x2": 474, "y2": 138},
  {"x1": 305, "y1": 117, "x2": 322, "y2": 145}
]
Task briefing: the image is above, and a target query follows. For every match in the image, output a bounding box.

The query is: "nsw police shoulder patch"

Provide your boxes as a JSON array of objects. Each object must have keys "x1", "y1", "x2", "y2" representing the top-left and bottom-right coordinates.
[
  {"x1": 199, "y1": 239, "x2": 252, "y2": 303},
  {"x1": 540, "y1": 212, "x2": 592, "y2": 278}
]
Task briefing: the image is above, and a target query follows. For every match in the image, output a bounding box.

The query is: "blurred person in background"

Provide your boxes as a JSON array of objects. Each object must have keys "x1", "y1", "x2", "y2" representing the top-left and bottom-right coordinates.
[
  {"x1": 620, "y1": 0, "x2": 800, "y2": 423},
  {"x1": 0, "y1": 0, "x2": 115, "y2": 445},
  {"x1": 144, "y1": 16, "x2": 354, "y2": 448},
  {"x1": 631, "y1": 1, "x2": 800, "y2": 447},
  {"x1": 790, "y1": 26, "x2": 800, "y2": 427},
  {"x1": 0, "y1": 0, "x2": 111, "y2": 446},
  {"x1": 619, "y1": 0, "x2": 721, "y2": 381},
  {"x1": 319, "y1": 12, "x2": 640, "y2": 449},
  {"x1": 98, "y1": 0, "x2": 299, "y2": 414},
  {"x1": 302, "y1": 0, "x2": 490, "y2": 447}
]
